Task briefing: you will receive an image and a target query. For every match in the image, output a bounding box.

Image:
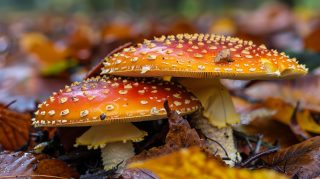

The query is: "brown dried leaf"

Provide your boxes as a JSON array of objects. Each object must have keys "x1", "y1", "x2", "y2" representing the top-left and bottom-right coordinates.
[
  {"x1": 0, "y1": 104, "x2": 31, "y2": 150},
  {"x1": 85, "y1": 42, "x2": 132, "y2": 78},
  {"x1": 128, "y1": 104, "x2": 207, "y2": 163},
  {"x1": 124, "y1": 147, "x2": 288, "y2": 179},
  {"x1": 262, "y1": 136, "x2": 320, "y2": 178},
  {"x1": 0, "y1": 151, "x2": 79, "y2": 178},
  {"x1": 304, "y1": 26, "x2": 320, "y2": 52},
  {"x1": 235, "y1": 117, "x2": 299, "y2": 148}
]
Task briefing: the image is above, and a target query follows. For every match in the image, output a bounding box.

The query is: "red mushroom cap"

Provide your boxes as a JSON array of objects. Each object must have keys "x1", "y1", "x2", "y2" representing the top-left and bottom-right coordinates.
[
  {"x1": 33, "y1": 76, "x2": 201, "y2": 127},
  {"x1": 101, "y1": 33, "x2": 307, "y2": 79}
]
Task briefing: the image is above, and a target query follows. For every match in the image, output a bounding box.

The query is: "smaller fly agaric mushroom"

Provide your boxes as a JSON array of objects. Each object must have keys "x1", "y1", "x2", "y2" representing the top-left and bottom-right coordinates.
[
  {"x1": 98, "y1": 33, "x2": 308, "y2": 164},
  {"x1": 33, "y1": 75, "x2": 200, "y2": 171}
]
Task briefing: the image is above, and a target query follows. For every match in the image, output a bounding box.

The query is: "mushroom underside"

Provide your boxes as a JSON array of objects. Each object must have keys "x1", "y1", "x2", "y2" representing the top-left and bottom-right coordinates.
[{"x1": 75, "y1": 123, "x2": 147, "y2": 171}]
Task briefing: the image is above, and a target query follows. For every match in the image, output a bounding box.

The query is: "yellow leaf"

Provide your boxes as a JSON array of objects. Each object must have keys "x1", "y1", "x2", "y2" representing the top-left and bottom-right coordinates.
[
  {"x1": 263, "y1": 98, "x2": 320, "y2": 133},
  {"x1": 20, "y1": 33, "x2": 69, "y2": 68},
  {"x1": 128, "y1": 147, "x2": 288, "y2": 179}
]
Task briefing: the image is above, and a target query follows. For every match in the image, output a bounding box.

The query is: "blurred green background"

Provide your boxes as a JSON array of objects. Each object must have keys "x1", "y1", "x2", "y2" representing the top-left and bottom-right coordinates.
[{"x1": 0, "y1": 0, "x2": 319, "y2": 18}]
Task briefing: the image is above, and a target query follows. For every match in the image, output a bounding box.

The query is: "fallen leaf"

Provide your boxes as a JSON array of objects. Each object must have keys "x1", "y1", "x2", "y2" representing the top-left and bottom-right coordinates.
[
  {"x1": 124, "y1": 147, "x2": 287, "y2": 179},
  {"x1": 0, "y1": 104, "x2": 31, "y2": 150},
  {"x1": 128, "y1": 102, "x2": 206, "y2": 163},
  {"x1": 235, "y1": 117, "x2": 299, "y2": 149},
  {"x1": 101, "y1": 22, "x2": 135, "y2": 43},
  {"x1": 232, "y1": 96, "x2": 276, "y2": 125},
  {"x1": 0, "y1": 151, "x2": 79, "y2": 178},
  {"x1": 288, "y1": 102, "x2": 312, "y2": 140},
  {"x1": 209, "y1": 17, "x2": 236, "y2": 35},
  {"x1": 19, "y1": 32, "x2": 74, "y2": 75},
  {"x1": 67, "y1": 25, "x2": 97, "y2": 62},
  {"x1": 262, "y1": 136, "x2": 320, "y2": 178},
  {"x1": 262, "y1": 97, "x2": 320, "y2": 134},
  {"x1": 85, "y1": 42, "x2": 132, "y2": 78},
  {"x1": 245, "y1": 74, "x2": 320, "y2": 113},
  {"x1": 304, "y1": 26, "x2": 320, "y2": 52}
]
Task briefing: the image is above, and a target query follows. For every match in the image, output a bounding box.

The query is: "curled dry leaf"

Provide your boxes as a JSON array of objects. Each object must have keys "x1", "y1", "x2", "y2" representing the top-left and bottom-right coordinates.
[
  {"x1": 261, "y1": 97, "x2": 320, "y2": 134},
  {"x1": 0, "y1": 151, "x2": 79, "y2": 178},
  {"x1": 0, "y1": 104, "x2": 31, "y2": 150},
  {"x1": 124, "y1": 147, "x2": 288, "y2": 179},
  {"x1": 128, "y1": 105, "x2": 207, "y2": 163},
  {"x1": 85, "y1": 42, "x2": 132, "y2": 78},
  {"x1": 262, "y1": 136, "x2": 320, "y2": 179}
]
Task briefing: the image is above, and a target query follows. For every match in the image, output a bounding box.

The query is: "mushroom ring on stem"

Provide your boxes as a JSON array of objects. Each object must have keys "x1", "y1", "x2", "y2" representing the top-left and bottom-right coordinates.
[
  {"x1": 99, "y1": 33, "x2": 308, "y2": 164},
  {"x1": 33, "y1": 75, "x2": 201, "y2": 171}
]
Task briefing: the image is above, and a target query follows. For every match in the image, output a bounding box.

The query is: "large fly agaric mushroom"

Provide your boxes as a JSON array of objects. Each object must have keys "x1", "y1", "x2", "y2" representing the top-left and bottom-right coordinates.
[
  {"x1": 33, "y1": 75, "x2": 200, "y2": 171},
  {"x1": 99, "y1": 33, "x2": 308, "y2": 163}
]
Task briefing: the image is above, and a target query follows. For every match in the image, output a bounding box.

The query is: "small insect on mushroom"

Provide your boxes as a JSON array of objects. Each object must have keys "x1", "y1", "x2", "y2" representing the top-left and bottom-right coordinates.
[
  {"x1": 97, "y1": 33, "x2": 308, "y2": 165},
  {"x1": 33, "y1": 75, "x2": 201, "y2": 172},
  {"x1": 214, "y1": 49, "x2": 233, "y2": 63}
]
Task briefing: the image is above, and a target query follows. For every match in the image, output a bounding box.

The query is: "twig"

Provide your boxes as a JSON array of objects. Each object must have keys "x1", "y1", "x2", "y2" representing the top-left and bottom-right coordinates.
[
  {"x1": 138, "y1": 169, "x2": 158, "y2": 179},
  {"x1": 233, "y1": 130, "x2": 274, "y2": 149},
  {"x1": 240, "y1": 147, "x2": 279, "y2": 167},
  {"x1": 245, "y1": 137, "x2": 254, "y2": 152},
  {"x1": 253, "y1": 134, "x2": 263, "y2": 154},
  {"x1": 206, "y1": 136, "x2": 231, "y2": 160},
  {"x1": 4, "y1": 100, "x2": 17, "y2": 108},
  {"x1": 289, "y1": 101, "x2": 311, "y2": 140},
  {"x1": 282, "y1": 158, "x2": 288, "y2": 174}
]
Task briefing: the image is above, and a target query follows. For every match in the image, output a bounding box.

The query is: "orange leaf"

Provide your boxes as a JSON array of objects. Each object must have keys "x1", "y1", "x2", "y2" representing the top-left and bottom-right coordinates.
[
  {"x1": 304, "y1": 27, "x2": 320, "y2": 52},
  {"x1": 20, "y1": 33, "x2": 69, "y2": 67},
  {"x1": 0, "y1": 104, "x2": 31, "y2": 150}
]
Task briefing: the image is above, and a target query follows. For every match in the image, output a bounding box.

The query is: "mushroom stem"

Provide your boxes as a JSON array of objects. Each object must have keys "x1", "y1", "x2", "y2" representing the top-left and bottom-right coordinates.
[
  {"x1": 179, "y1": 78, "x2": 239, "y2": 128},
  {"x1": 101, "y1": 141, "x2": 135, "y2": 172},
  {"x1": 179, "y1": 78, "x2": 240, "y2": 165},
  {"x1": 190, "y1": 111, "x2": 239, "y2": 166}
]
